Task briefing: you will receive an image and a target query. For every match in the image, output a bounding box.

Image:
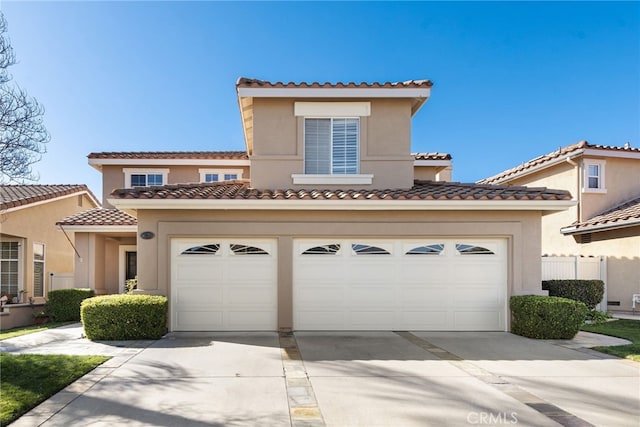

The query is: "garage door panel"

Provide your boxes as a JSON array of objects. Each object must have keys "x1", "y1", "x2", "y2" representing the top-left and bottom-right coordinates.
[
  {"x1": 294, "y1": 238, "x2": 506, "y2": 331},
  {"x1": 175, "y1": 311, "x2": 224, "y2": 330},
  {"x1": 451, "y1": 286, "x2": 503, "y2": 307},
  {"x1": 400, "y1": 311, "x2": 449, "y2": 329},
  {"x1": 348, "y1": 287, "x2": 396, "y2": 307},
  {"x1": 175, "y1": 263, "x2": 223, "y2": 281},
  {"x1": 400, "y1": 287, "x2": 450, "y2": 308},
  {"x1": 175, "y1": 287, "x2": 223, "y2": 306},
  {"x1": 453, "y1": 311, "x2": 501, "y2": 330},
  {"x1": 171, "y1": 239, "x2": 277, "y2": 331},
  {"x1": 227, "y1": 287, "x2": 276, "y2": 306}
]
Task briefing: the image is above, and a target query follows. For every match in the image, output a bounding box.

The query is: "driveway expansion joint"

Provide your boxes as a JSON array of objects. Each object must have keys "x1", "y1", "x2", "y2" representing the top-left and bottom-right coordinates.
[
  {"x1": 279, "y1": 332, "x2": 326, "y2": 427},
  {"x1": 395, "y1": 331, "x2": 596, "y2": 427}
]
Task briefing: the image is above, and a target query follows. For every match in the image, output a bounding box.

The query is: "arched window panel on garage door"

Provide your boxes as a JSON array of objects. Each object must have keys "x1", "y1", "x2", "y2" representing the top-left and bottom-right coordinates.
[
  {"x1": 230, "y1": 244, "x2": 270, "y2": 255},
  {"x1": 351, "y1": 244, "x2": 391, "y2": 255},
  {"x1": 180, "y1": 244, "x2": 220, "y2": 255},
  {"x1": 405, "y1": 244, "x2": 445, "y2": 255},
  {"x1": 455, "y1": 244, "x2": 495, "y2": 255},
  {"x1": 301, "y1": 244, "x2": 341, "y2": 255}
]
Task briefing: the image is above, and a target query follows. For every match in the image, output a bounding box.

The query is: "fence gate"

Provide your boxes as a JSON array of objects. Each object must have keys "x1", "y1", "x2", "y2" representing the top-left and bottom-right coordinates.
[{"x1": 541, "y1": 256, "x2": 607, "y2": 311}]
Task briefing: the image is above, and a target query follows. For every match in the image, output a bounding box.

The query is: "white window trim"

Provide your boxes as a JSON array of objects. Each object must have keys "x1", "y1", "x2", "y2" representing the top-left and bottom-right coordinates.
[
  {"x1": 583, "y1": 159, "x2": 607, "y2": 193},
  {"x1": 33, "y1": 243, "x2": 45, "y2": 298},
  {"x1": 294, "y1": 102, "x2": 371, "y2": 117},
  {"x1": 0, "y1": 239, "x2": 23, "y2": 297},
  {"x1": 123, "y1": 168, "x2": 169, "y2": 188},
  {"x1": 198, "y1": 168, "x2": 243, "y2": 183},
  {"x1": 291, "y1": 174, "x2": 374, "y2": 185}
]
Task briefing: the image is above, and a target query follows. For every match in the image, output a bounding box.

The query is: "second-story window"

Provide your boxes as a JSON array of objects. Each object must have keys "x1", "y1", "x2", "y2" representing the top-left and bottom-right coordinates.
[
  {"x1": 123, "y1": 168, "x2": 169, "y2": 188},
  {"x1": 304, "y1": 118, "x2": 359, "y2": 175},
  {"x1": 583, "y1": 160, "x2": 606, "y2": 192},
  {"x1": 199, "y1": 169, "x2": 243, "y2": 183}
]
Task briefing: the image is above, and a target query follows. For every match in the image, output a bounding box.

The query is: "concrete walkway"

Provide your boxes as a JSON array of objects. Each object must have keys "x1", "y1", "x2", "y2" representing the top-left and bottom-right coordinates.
[{"x1": 1, "y1": 324, "x2": 638, "y2": 427}]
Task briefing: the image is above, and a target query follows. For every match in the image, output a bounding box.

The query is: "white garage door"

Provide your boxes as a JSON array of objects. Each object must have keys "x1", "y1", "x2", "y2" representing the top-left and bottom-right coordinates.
[
  {"x1": 294, "y1": 239, "x2": 507, "y2": 331},
  {"x1": 171, "y1": 238, "x2": 277, "y2": 331}
]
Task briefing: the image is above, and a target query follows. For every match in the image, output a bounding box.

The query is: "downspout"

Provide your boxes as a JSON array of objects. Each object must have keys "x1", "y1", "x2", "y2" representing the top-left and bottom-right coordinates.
[{"x1": 565, "y1": 156, "x2": 581, "y2": 224}]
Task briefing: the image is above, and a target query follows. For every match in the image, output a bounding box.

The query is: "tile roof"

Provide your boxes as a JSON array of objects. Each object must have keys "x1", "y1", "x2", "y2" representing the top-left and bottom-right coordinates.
[
  {"x1": 57, "y1": 208, "x2": 137, "y2": 227},
  {"x1": 236, "y1": 77, "x2": 434, "y2": 89},
  {"x1": 1, "y1": 185, "x2": 97, "y2": 211},
  {"x1": 110, "y1": 180, "x2": 571, "y2": 202},
  {"x1": 88, "y1": 151, "x2": 249, "y2": 160},
  {"x1": 562, "y1": 196, "x2": 640, "y2": 234},
  {"x1": 479, "y1": 141, "x2": 640, "y2": 184},
  {"x1": 413, "y1": 152, "x2": 452, "y2": 161}
]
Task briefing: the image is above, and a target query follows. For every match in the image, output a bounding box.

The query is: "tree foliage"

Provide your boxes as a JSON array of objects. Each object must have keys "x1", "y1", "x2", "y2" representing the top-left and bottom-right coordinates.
[{"x1": 0, "y1": 12, "x2": 49, "y2": 183}]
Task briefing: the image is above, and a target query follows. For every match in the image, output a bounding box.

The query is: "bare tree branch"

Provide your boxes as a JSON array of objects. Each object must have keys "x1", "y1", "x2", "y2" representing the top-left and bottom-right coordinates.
[{"x1": 0, "y1": 11, "x2": 49, "y2": 183}]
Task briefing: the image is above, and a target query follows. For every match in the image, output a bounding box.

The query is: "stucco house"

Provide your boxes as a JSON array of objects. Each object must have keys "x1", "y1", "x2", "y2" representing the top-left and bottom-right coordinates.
[
  {"x1": 479, "y1": 141, "x2": 640, "y2": 312},
  {"x1": 63, "y1": 77, "x2": 575, "y2": 332},
  {"x1": 0, "y1": 184, "x2": 99, "y2": 329}
]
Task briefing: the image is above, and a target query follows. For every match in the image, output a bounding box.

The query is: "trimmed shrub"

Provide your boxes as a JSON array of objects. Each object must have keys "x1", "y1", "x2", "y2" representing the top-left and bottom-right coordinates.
[
  {"x1": 541, "y1": 280, "x2": 604, "y2": 310},
  {"x1": 510, "y1": 295, "x2": 587, "y2": 339},
  {"x1": 81, "y1": 294, "x2": 168, "y2": 340},
  {"x1": 47, "y1": 288, "x2": 95, "y2": 321}
]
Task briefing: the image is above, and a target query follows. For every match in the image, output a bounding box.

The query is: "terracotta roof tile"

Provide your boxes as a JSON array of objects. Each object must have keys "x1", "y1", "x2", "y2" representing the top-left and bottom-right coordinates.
[
  {"x1": 57, "y1": 208, "x2": 137, "y2": 226},
  {"x1": 110, "y1": 180, "x2": 571, "y2": 202},
  {"x1": 564, "y1": 196, "x2": 640, "y2": 234},
  {"x1": 88, "y1": 151, "x2": 249, "y2": 160},
  {"x1": 479, "y1": 141, "x2": 640, "y2": 184},
  {"x1": 1, "y1": 185, "x2": 97, "y2": 211},
  {"x1": 236, "y1": 77, "x2": 434, "y2": 89},
  {"x1": 413, "y1": 152, "x2": 452, "y2": 161}
]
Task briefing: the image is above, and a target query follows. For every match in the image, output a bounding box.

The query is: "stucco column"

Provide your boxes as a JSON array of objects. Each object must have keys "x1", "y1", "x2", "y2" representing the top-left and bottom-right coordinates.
[{"x1": 278, "y1": 236, "x2": 293, "y2": 331}]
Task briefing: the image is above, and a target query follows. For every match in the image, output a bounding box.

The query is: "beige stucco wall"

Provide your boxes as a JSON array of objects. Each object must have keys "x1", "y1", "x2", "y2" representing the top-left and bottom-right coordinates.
[
  {"x1": 250, "y1": 98, "x2": 415, "y2": 189},
  {"x1": 131, "y1": 208, "x2": 544, "y2": 331},
  {"x1": 0, "y1": 193, "x2": 97, "y2": 302},
  {"x1": 413, "y1": 165, "x2": 452, "y2": 182}
]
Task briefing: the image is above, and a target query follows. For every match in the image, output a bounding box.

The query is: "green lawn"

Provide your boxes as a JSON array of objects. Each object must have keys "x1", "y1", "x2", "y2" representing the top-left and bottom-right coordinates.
[
  {"x1": 581, "y1": 319, "x2": 640, "y2": 362},
  {"x1": 0, "y1": 353, "x2": 109, "y2": 426},
  {"x1": 0, "y1": 322, "x2": 76, "y2": 341}
]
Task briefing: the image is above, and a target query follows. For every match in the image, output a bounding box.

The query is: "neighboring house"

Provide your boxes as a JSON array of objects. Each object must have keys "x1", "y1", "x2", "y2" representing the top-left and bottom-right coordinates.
[
  {"x1": 479, "y1": 141, "x2": 640, "y2": 311},
  {"x1": 74, "y1": 77, "x2": 571, "y2": 334},
  {"x1": 0, "y1": 185, "x2": 100, "y2": 328}
]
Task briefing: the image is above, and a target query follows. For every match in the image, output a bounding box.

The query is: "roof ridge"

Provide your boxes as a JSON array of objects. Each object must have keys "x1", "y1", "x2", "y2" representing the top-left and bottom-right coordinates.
[{"x1": 236, "y1": 77, "x2": 434, "y2": 88}]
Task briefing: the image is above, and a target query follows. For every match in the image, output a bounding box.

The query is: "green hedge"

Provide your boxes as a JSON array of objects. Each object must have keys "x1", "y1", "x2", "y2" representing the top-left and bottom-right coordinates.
[
  {"x1": 542, "y1": 280, "x2": 604, "y2": 310},
  {"x1": 81, "y1": 294, "x2": 168, "y2": 340},
  {"x1": 47, "y1": 289, "x2": 95, "y2": 321},
  {"x1": 510, "y1": 295, "x2": 587, "y2": 339}
]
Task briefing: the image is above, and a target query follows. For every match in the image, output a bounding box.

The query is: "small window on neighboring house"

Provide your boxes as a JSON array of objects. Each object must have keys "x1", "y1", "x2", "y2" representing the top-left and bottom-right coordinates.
[
  {"x1": 584, "y1": 160, "x2": 606, "y2": 192},
  {"x1": 124, "y1": 169, "x2": 169, "y2": 188},
  {"x1": 33, "y1": 244, "x2": 45, "y2": 298},
  {"x1": 0, "y1": 241, "x2": 20, "y2": 297},
  {"x1": 199, "y1": 169, "x2": 243, "y2": 183},
  {"x1": 305, "y1": 118, "x2": 359, "y2": 175}
]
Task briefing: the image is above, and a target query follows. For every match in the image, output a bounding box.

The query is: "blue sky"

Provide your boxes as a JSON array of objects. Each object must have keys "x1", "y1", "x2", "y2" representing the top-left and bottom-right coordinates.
[{"x1": 2, "y1": 1, "x2": 639, "y2": 201}]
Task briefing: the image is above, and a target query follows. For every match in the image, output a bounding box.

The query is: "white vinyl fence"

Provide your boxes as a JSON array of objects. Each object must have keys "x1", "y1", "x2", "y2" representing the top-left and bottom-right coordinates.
[
  {"x1": 48, "y1": 272, "x2": 75, "y2": 291},
  {"x1": 541, "y1": 256, "x2": 607, "y2": 311}
]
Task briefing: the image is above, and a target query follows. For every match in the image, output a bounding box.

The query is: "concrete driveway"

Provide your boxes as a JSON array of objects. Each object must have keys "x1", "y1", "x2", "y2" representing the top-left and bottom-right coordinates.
[{"x1": 4, "y1": 325, "x2": 639, "y2": 427}]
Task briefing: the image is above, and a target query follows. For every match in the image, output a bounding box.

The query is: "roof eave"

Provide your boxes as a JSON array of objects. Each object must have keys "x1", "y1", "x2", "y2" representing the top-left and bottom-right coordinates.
[
  {"x1": 561, "y1": 218, "x2": 640, "y2": 235},
  {"x1": 57, "y1": 224, "x2": 138, "y2": 233},
  {"x1": 108, "y1": 198, "x2": 576, "y2": 212}
]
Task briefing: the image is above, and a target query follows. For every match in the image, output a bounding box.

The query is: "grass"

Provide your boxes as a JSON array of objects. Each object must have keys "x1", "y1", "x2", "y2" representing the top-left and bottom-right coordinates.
[
  {"x1": 0, "y1": 353, "x2": 109, "y2": 426},
  {"x1": 581, "y1": 319, "x2": 640, "y2": 362},
  {"x1": 0, "y1": 321, "x2": 76, "y2": 341}
]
